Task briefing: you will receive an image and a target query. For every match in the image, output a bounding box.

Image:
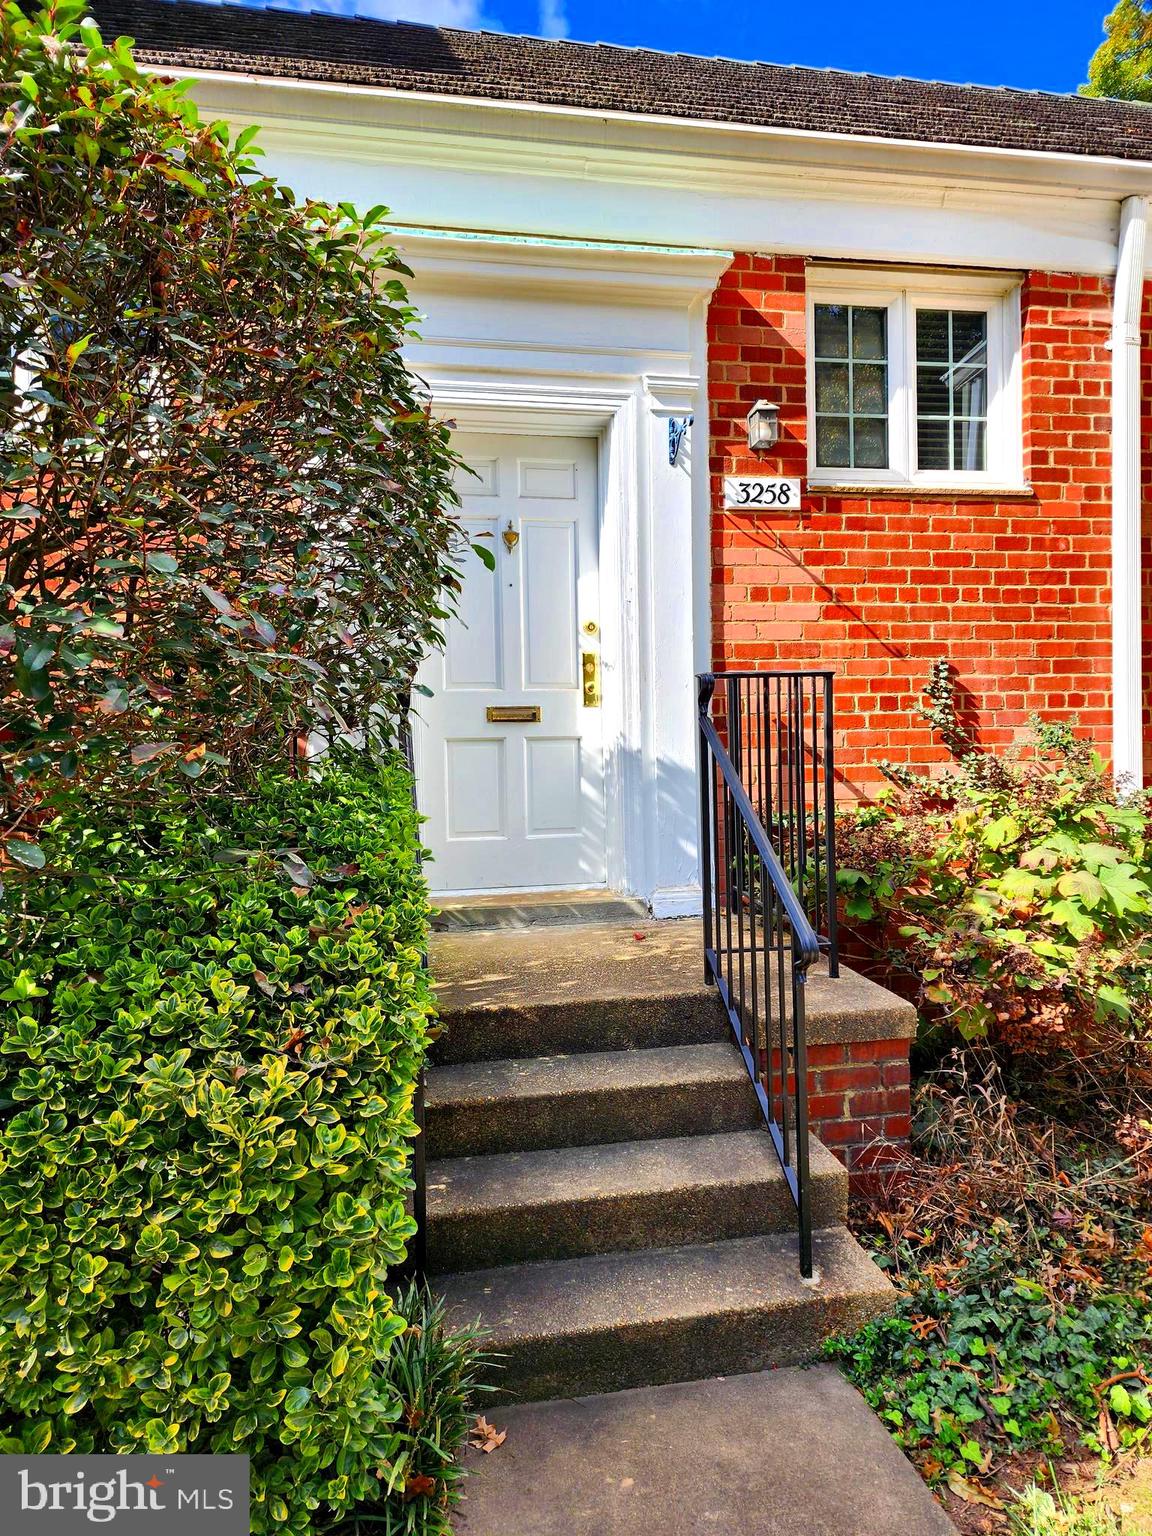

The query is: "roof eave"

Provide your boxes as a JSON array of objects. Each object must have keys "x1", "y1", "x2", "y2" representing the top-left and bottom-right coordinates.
[{"x1": 140, "y1": 57, "x2": 1152, "y2": 195}]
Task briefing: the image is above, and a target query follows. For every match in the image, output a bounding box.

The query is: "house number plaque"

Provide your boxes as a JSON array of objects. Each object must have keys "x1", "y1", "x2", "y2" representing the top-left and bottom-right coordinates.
[{"x1": 723, "y1": 476, "x2": 802, "y2": 510}]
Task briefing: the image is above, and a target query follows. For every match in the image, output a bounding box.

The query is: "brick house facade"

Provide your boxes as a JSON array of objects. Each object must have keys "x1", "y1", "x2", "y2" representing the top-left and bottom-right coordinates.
[
  {"x1": 96, "y1": 1, "x2": 1152, "y2": 1174},
  {"x1": 710, "y1": 256, "x2": 1123, "y2": 793}
]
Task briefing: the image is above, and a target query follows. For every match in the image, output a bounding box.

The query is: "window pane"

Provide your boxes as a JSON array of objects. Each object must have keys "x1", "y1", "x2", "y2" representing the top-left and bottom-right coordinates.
[
  {"x1": 955, "y1": 418, "x2": 986, "y2": 472},
  {"x1": 815, "y1": 361, "x2": 850, "y2": 413},
  {"x1": 853, "y1": 363, "x2": 887, "y2": 415},
  {"x1": 916, "y1": 364, "x2": 951, "y2": 419},
  {"x1": 851, "y1": 307, "x2": 887, "y2": 359},
  {"x1": 954, "y1": 369, "x2": 986, "y2": 421},
  {"x1": 950, "y1": 311, "x2": 988, "y2": 360},
  {"x1": 814, "y1": 304, "x2": 849, "y2": 358},
  {"x1": 915, "y1": 309, "x2": 949, "y2": 361},
  {"x1": 816, "y1": 416, "x2": 851, "y2": 467},
  {"x1": 854, "y1": 418, "x2": 888, "y2": 468},
  {"x1": 813, "y1": 302, "x2": 890, "y2": 470},
  {"x1": 915, "y1": 308, "x2": 989, "y2": 473},
  {"x1": 917, "y1": 417, "x2": 951, "y2": 471}
]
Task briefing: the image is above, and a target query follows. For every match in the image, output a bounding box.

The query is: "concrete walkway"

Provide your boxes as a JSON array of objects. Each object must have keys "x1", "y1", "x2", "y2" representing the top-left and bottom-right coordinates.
[{"x1": 455, "y1": 1366, "x2": 956, "y2": 1536}]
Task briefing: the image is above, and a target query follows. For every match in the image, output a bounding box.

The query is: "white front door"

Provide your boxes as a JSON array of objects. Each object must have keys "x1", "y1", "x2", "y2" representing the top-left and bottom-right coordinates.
[{"x1": 414, "y1": 432, "x2": 607, "y2": 894}]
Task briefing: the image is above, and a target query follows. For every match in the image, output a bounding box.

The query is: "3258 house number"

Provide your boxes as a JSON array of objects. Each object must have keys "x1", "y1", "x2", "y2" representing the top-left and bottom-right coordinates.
[{"x1": 723, "y1": 476, "x2": 802, "y2": 510}]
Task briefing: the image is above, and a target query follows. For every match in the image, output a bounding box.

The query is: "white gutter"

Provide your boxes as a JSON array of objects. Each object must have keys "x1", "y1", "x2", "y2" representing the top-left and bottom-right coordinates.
[{"x1": 1111, "y1": 194, "x2": 1148, "y2": 788}]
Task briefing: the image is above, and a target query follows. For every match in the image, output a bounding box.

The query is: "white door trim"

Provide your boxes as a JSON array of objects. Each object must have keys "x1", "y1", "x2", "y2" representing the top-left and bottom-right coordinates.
[{"x1": 422, "y1": 371, "x2": 707, "y2": 917}]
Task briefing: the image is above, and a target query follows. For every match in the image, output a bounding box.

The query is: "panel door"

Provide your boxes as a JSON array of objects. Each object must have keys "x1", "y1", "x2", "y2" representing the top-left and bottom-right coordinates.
[{"x1": 413, "y1": 433, "x2": 606, "y2": 893}]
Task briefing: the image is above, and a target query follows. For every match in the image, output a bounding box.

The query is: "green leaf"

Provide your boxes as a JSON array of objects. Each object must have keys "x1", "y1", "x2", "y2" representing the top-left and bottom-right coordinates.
[
  {"x1": 983, "y1": 815, "x2": 1021, "y2": 850},
  {"x1": 470, "y1": 540, "x2": 496, "y2": 571},
  {"x1": 1055, "y1": 869, "x2": 1104, "y2": 908},
  {"x1": 6, "y1": 839, "x2": 45, "y2": 870},
  {"x1": 157, "y1": 162, "x2": 208, "y2": 197},
  {"x1": 66, "y1": 332, "x2": 94, "y2": 365}
]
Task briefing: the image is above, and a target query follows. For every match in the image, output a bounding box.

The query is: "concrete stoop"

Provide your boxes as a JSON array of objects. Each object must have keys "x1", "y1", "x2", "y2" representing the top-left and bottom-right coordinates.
[
  {"x1": 453, "y1": 1367, "x2": 957, "y2": 1536},
  {"x1": 427, "y1": 916, "x2": 906, "y2": 1407}
]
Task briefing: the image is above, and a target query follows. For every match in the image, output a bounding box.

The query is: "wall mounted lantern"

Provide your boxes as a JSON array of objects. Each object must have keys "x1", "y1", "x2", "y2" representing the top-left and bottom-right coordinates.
[{"x1": 746, "y1": 399, "x2": 779, "y2": 455}]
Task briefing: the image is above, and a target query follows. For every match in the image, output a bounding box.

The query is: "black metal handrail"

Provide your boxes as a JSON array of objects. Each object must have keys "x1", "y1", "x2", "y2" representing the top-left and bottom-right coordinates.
[
  {"x1": 708, "y1": 669, "x2": 838, "y2": 976},
  {"x1": 697, "y1": 669, "x2": 839, "y2": 1278}
]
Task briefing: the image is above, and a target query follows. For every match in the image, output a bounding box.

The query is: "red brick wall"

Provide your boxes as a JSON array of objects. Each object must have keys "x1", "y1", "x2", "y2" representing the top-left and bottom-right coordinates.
[
  {"x1": 770, "y1": 1039, "x2": 912, "y2": 1176},
  {"x1": 708, "y1": 254, "x2": 1119, "y2": 797}
]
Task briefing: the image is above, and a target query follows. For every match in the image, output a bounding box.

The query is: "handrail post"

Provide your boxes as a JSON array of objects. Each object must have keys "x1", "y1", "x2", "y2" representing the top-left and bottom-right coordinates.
[
  {"x1": 792, "y1": 968, "x2": 813, "y2": 1279},
  {"x1": 822, "y1": 672, "x2": 839, "y2": 978}
]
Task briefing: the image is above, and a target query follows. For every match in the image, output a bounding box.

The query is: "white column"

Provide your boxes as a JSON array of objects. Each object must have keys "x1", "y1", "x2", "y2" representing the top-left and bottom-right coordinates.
[
  {"x1": 643, "y1": 373, "x2": 704, "y2": 917},
  {"x1": 1111, "y1": 194, "x2": 1148, "y2": 790}
]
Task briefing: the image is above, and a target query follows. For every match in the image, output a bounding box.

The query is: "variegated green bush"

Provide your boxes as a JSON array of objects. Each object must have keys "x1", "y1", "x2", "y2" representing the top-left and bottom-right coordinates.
[{"x1": 0, "y1": 757, "x2": 435, "y2": 1534}]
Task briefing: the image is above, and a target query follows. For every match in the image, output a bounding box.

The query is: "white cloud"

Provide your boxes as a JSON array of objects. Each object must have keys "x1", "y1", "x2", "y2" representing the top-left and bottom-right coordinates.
[
  {"x1": 261, "y1": 0, "x2": 495, "y2": 22},
  {"x1": 537, "y1": 0, "x2": 568, "y2": 37},
  {"x1": 357, "y1": 0, "x2": 491, "y2": 20}
]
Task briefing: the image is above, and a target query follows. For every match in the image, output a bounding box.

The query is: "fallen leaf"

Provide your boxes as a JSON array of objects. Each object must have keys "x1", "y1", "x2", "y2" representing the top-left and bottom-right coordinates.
[
  {"x1": 946, "y1": 1470, "x2": 1004, "y2": 1509},
  {"x1": 1097, "y1": 1405, "x2": 1121, "y2": 1454},
  {"x1": 469, "y1": 1415, "x2": 507, "y2": 1454},
  {"x1": 403, "y1": 1474, "x2": 436, "y2": 1501}
]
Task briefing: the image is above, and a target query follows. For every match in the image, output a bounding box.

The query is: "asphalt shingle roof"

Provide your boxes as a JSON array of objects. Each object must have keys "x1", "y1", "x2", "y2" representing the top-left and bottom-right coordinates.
[{"x1": 93, "y1": 0, "x2": 1152, "y2": 164}]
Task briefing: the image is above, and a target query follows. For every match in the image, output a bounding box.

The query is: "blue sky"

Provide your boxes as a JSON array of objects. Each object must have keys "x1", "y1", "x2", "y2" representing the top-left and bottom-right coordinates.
[{"x1": 235, "y1": 0, "x2": 1113, "y2": 96}]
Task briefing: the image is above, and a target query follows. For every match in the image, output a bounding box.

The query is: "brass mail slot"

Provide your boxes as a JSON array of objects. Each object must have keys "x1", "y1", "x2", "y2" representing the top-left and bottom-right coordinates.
[{"x1": 487, "y1": 705, "x2": 541, "y2": 724}]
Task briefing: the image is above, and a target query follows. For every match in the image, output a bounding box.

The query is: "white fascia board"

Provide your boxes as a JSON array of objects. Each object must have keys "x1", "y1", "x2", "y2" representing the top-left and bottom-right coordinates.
[
  {"x1": 257, "y1": 143, "x2": 1122, "y2": 277},
  {"x1": 160, "y1": 64, "x2": 1152, "y2": 195}
]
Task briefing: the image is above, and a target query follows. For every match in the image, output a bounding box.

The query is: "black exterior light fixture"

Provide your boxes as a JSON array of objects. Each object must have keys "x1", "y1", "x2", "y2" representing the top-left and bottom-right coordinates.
[{"x1": 746, "y1": 399, "x2": 779, "y2": 454}]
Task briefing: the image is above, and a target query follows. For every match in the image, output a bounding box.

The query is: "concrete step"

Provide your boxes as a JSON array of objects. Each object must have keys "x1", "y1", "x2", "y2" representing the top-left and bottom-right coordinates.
[
  {"x1": 440, "y1": 1225, "x2": 895, "y2": 1403},
  {"x1": 425, "y1": 1042, "x2": 761, "y2": 1158},
  {"x1": 430, "y1": 919, "x2": 915, "y2": 1064},
  {"x1": 425, "y1": 1129, "x2": 846, "y2": 1273}
]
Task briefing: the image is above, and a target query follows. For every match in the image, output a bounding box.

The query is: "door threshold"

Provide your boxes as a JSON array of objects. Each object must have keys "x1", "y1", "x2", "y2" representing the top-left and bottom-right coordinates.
[{"x1": 432, "y1": 890, "x2": 650, "y2": 933}]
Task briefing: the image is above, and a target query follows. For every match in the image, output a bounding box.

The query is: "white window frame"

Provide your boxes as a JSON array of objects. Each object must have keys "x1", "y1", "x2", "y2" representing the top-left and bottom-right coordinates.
[{"x1": 806, "y1": 267, "x2": 1024, "y2": 492}]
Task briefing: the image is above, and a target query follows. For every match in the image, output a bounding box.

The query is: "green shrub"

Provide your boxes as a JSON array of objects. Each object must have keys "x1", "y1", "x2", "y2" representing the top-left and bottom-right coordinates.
[
  {"x1": 838, "y1": 720, "x2": 1152, "y2": 1053},
  {"x1": 0, "y1": 755, "x2": 434, "y2": 1534},
  {"x1": 2, "y1": 0, "x2": 465, "y2": 819}
]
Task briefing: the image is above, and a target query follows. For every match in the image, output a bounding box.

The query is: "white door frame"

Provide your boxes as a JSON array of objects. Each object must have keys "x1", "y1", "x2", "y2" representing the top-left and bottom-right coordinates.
[
  {"x1": 422, "y1": 378, "x2": 702, "y2": 916},
  {"x1": 398, "y1": 233, "x2": 731, "y2": 916}
]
